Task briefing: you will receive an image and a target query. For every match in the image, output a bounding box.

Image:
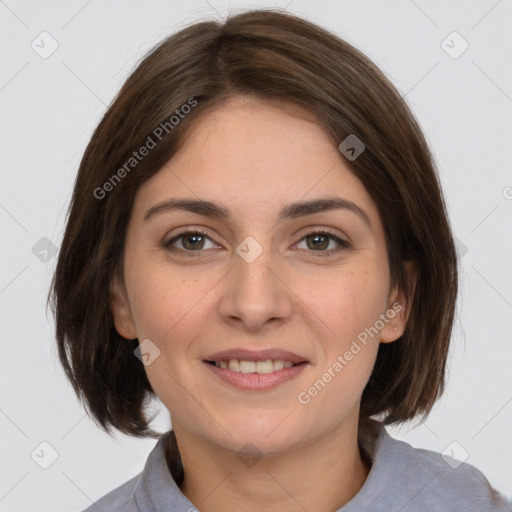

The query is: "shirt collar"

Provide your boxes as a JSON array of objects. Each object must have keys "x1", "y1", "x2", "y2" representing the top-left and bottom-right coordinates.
[
  {"x1": 132, "y1": 419, "x2": 390, "y2": 511},
  {"x1": 133, "y1": 431, "x2": 196, "y2": 511}
]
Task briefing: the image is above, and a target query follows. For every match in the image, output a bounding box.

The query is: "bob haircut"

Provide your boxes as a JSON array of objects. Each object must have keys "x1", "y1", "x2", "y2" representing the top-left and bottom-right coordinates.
[{"x1": 48, "y1": 8, "x2": 458, "y2": 440}]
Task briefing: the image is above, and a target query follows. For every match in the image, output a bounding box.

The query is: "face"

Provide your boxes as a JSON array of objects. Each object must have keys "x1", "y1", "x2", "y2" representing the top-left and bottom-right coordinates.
[{"x1": 110, "y1": 96, "x2": 413, "y2": 455}]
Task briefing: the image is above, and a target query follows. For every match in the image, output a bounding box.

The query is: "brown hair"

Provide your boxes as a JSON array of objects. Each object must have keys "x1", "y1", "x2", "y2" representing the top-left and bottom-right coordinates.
[{"x1": 48, "y1": 8, "x2": 458, "y2": 441}]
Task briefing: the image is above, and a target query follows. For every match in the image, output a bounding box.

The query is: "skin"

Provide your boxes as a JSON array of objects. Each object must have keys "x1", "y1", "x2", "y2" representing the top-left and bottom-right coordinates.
[{"x1": 109, "y1": 95, "x2": 417, "y2": 512}]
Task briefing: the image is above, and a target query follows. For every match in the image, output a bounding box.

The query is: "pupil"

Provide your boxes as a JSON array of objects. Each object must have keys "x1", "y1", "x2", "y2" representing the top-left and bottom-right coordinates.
[
  {"x1": 184, "y1": 234, "x2": 203, "y2": 250},
  {"x1": 309, "y1": 234, "x2": 328, "y2": 250}
]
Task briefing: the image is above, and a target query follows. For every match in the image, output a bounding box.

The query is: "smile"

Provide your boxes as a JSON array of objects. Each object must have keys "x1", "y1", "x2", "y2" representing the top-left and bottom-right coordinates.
[
  {"x1": 203, "y1": 359, "x2": 309, "y2": 390},
  {"x1": 208, "y1": 358, "x2": 296, "y2": 373}
]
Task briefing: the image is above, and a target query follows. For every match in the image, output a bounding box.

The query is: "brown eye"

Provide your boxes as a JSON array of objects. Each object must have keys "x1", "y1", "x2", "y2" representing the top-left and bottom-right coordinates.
[
  {"x1": 180, "y1": 233, "x2": 206, "y2": 250},
  {"x1": 163, "y1": 229, "x2": 218, "y2": 256},
  {"x1": 295, "y1": 229, "x2": 351, "y2": 256},
  {"x1": 305, "y1": 233, "x2": 330, "y2": 250}
]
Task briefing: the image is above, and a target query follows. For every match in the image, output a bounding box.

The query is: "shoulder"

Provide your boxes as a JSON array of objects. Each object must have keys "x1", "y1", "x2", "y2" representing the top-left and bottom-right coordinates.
[
  {"x1": 80, "y1": 431, "x2": 194, "y2": 512},
  {"x1": 402, "y1": 441, "x2": 509, "y2": 511},
  {"x1": 352, "y1": 421, "x2": 511, "y2": 512},
  {"x1": 81, "y1": 473, "x2": 141, "y2": 512}
]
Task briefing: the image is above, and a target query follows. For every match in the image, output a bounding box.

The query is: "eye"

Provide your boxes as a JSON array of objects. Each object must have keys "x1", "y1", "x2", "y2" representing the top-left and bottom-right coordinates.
[
  {"x1": 163, "y1": 227, "x2": 351, "y2": 258},
  {"x1": 163, "y1": 228, "x2": 218, "y2": 257},
  {"x1": 295, "y1": 228, "x2": 351, "y2": 257}
]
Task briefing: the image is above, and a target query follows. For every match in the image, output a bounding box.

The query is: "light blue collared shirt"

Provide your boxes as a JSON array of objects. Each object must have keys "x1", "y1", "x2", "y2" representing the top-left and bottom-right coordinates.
[{"x1": 83, "y1": 420, "x2": 511, "y2": 511}]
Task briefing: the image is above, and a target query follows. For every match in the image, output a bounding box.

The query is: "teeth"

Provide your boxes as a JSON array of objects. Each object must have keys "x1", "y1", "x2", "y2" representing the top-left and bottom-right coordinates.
[
  {"x1": 273, "y1": 359, "x2": 284, "y2": 371},
  {"x1": 240, "y1": 360, "x2": 256, "y2": 373},
  {"x1": 256, "y1": 360, "x2": 274, "y2": 374},
  {"x1": 213, "y1": 359, "x2": 298, "y2": 373}
]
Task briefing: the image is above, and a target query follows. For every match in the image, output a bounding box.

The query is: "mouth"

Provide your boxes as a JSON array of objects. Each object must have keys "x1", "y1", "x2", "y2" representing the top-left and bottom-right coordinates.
[
  {"x1": 204, "y1": 359, "x2": 306, "y2": 373},
  {"x1": 202, "y1": 349, "x2": 310, "y2": 390}
]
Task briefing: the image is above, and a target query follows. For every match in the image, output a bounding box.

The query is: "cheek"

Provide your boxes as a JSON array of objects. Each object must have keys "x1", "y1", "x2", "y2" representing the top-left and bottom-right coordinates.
[
  {"x1": 126, "y1": 259, "x2": 213, "y2": 343},
  {"x1": 307, "y1": 266, "x2": 388, "y2": 344},
  {"x1": 127, "y1": 265, "x2": 210, "y2": 412},
  {"x1": 300, "y1": 266, "x2": 387, "y2": 398}
]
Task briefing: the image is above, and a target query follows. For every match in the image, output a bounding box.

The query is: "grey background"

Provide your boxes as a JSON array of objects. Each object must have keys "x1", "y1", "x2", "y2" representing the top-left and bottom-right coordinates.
[{"x1": 1, "y1": 0, "x2": 511, "y2": 510}]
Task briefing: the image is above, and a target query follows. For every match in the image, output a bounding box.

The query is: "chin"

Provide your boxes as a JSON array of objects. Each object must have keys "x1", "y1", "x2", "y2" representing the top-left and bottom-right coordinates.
[{"x1": 220, "y1": 417, "x2": 304, "y2": 454}]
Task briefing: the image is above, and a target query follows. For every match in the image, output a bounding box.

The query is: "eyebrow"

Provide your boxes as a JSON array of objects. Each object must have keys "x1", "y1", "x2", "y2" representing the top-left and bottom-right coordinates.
[{"x1": 143, "y1": 196, "x2": 371, "y2": 229}]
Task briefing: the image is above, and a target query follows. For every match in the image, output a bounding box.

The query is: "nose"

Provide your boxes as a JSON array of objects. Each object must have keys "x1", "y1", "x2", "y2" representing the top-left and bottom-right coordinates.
[{"x1": 217, "y1": 242, "x2": 293, "y2": 333}]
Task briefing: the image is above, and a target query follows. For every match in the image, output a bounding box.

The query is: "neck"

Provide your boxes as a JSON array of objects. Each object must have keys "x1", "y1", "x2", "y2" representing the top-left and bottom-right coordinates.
[{"x1": 170, "y1": 417, "x2": 372, "y2": 512}]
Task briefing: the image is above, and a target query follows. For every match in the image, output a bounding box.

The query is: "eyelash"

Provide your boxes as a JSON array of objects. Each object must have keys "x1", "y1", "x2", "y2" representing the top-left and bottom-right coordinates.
[{"x1": 163, "y1": 227, "x2": 351, "y2": 258}]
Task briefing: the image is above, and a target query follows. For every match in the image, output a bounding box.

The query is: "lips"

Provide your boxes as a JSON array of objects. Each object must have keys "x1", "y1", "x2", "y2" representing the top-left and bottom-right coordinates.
[
  {"x1": 202, "y1": 348, "x2": 310, "y2": 390},
  {"x1": 204, "y1": 348, "x2": 308, "y2": 365}
]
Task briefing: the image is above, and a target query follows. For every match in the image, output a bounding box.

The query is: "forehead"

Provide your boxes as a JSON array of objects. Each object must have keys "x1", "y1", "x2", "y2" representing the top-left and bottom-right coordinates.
[{"x1": 131, "y1": 97, "x2": 381, "y2": 231}]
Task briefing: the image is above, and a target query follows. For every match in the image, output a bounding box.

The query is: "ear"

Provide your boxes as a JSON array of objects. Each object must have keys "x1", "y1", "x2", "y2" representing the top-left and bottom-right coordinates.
[
  {"x1": 380, "y1": 259, "x2": 418, "y2": 343},
  {"x1": 109, "y1": 274, "x2": 138, "y2": 340}
]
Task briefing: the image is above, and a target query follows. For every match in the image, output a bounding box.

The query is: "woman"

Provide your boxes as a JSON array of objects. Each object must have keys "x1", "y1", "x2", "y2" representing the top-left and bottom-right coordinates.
[{"x1": 48, "y1": 8, "x2": 510, "y2": 512}]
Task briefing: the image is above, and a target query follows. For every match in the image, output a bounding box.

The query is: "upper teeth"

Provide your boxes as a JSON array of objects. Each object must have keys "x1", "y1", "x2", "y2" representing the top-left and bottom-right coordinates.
[{"x1": 214, "y1": 359, "x2": 295, "y2": 373}]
